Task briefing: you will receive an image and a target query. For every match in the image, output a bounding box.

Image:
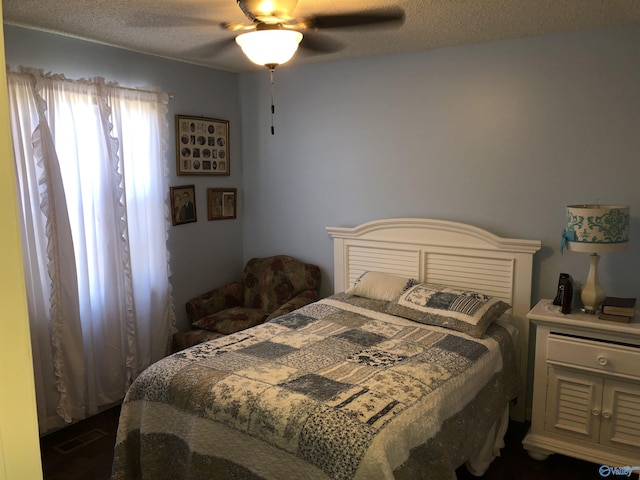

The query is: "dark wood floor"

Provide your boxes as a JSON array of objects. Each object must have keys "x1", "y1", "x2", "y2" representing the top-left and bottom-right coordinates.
[
  {"x1": 455, "y1": 421, "x2": 604, "y2": 480},
  {"x1": 40, "y1": 405, "x2": 605, "y2": 479},
  {"x1": 40, "y1": 405, "x2": 121, "y2": 480}
]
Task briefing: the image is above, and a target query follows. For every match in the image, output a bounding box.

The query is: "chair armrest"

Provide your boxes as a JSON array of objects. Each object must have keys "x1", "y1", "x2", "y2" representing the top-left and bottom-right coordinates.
[
  {"x1": 186, "y1": 281, "x2": 244, "y2": 323},
  {"x1": 265, "y1": 289, "x2": 319, "y2": 322}
]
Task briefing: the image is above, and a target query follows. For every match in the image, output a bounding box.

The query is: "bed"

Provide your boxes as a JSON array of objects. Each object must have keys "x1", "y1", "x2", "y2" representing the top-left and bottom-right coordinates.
[{"x1": 112, "y1": 218, "x2": 541, "y2": 480}]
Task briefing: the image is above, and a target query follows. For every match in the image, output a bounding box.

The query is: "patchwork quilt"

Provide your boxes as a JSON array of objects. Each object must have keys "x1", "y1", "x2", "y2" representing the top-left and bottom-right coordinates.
[{"x1": 112, "y1": 294, "x2": 519, "y2": 480}]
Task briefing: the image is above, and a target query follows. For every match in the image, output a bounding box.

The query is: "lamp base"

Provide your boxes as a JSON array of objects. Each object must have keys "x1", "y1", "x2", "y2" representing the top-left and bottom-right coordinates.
[
  {"x1": 580, "y1": 307, "x2": 599, "y2": 315},
  {"x1": 580, "y1": 253, "x2": 605, "y2": 314}
]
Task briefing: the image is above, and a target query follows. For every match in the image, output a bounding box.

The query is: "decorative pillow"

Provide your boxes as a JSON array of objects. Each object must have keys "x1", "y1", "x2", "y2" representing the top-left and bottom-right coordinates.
[
  {"x1": 385, "y1": 283, "x2": 511, "y2": 338},
  {"x1": 345, "y1": 271, "x2": 418, "y2": 301}
]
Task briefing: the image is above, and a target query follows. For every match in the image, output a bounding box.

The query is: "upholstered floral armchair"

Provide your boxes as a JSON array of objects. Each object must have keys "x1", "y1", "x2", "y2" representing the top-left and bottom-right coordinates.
[{"x1": 172, "y1": 255, "x2": 321, "y2": 352}]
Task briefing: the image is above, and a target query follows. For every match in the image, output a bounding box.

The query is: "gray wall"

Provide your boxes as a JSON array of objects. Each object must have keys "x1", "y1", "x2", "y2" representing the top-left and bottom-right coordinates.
[
  {"x1": 3, "y1": 25, "x2": 243, "y2": 330},
  {"x1": 239, "y1": 25, "x2": 640, "y2": 304}
]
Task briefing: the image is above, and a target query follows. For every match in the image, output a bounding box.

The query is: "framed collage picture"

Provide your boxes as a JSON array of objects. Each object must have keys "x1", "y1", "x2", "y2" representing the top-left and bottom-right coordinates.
[
  {"x1": 176, "y1": 115, "x2": 229, "y2": 176},
  {"x1": 207, "y1": 188, "x2": 237, "y2": 220}
]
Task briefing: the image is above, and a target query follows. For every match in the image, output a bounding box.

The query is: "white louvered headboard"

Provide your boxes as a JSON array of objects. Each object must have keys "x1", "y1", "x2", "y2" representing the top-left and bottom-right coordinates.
[{"x1": 326, "y1": 218, "x2": 541, "y2": 421}]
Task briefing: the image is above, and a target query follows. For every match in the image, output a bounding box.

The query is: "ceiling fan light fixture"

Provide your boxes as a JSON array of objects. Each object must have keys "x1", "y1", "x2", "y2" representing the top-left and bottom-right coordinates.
[
  {"x1": 236, "y1": 29, "x2": 303, "y2": 68},
  {"x1": 240, "y1": 0, "x2": 299, "y2": 22}
]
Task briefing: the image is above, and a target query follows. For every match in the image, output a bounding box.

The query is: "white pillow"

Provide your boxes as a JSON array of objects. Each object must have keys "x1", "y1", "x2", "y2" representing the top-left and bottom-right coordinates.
[{"x1": 345, "y1": 271, "x2": 418, "y2": 301}]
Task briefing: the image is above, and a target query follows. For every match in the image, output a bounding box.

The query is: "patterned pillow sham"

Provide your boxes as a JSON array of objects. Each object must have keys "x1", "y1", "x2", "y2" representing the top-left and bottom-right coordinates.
[
  {"x1": 385, "y1": 283, "x2": 511, "y2": 338},
  {"x1": 345, "y1": 271, "x2": 418, "y2": 302}
]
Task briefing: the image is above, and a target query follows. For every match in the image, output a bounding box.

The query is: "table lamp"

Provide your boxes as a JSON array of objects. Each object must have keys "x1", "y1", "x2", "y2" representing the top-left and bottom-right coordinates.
[{"x1": 561, "y1": 204, "x2": 630, "y2": 314}]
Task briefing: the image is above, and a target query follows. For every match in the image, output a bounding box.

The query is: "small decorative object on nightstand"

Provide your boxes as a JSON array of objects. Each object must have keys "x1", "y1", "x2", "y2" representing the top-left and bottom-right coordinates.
[
  {"x1": 561, "y1": 204, "x2": 630, "y2": 314},
  {"x1": 523, "y1": 299, "x2": 640, "y2": 469}
]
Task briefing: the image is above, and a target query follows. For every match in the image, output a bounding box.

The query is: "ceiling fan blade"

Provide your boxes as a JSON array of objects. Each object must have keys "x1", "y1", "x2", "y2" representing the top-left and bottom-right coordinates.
[
  {"x1": 304, "y1": 7, "x2": 405, "y2": 30},
  {"x1": 298, "y1": 32, "x2": 343, "y2": 55},
  {"x1": 220, "y1": 21, "x2": 257, "y2": 32},
  {"x1": 184, "y1": 37, "x2": 237, "y2": 59}
]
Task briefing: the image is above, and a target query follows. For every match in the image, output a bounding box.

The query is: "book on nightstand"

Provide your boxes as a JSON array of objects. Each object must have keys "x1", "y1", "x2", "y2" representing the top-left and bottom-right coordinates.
[
  {"x1": 601, "y1": 296, "x2": 636, "y2": 317},
  {"x1": 598, "y1": 313, "x2": 632, "y2": 323}
]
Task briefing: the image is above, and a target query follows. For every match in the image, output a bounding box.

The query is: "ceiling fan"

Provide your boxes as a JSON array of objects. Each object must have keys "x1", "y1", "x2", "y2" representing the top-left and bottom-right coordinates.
[
  {"x1": 215, "y1": 0, "x2": 404, "y2": 134},
  {"x1": 220, "y1": 0, "x2": 405, "y2": 69}
]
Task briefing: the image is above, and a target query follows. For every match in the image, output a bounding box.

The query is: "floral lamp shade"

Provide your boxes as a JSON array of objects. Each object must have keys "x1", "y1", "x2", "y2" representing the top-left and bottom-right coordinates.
[
  {"x1": 561, "y1": 204, "x2": 630, "y2": 313},
  {"x1": 562, "y1": 204, "x2": 630, "y2": 254}
]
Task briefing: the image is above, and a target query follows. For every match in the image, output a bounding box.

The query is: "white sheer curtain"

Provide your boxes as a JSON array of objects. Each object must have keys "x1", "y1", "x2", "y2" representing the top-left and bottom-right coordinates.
[{"x1": 8, "y1": 68, "x2": 175, "y2": 434}]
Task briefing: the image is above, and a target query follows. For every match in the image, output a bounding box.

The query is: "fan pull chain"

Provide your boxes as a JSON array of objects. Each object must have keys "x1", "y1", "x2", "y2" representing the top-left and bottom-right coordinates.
[{"x1": 269, "y1": 67, "x2": 276, "y2": 135}]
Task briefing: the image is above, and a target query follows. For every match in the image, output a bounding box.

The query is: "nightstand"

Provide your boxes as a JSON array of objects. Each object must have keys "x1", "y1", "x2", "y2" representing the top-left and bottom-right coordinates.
[{"x1": 523, "y1": 299, "x2": 640, "y2": 469}]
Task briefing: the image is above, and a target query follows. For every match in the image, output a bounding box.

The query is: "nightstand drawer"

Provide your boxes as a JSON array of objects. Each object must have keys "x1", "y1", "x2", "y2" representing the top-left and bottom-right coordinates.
[{"x1": 547, "y1": 334, "x2": 640, "y2": 378}]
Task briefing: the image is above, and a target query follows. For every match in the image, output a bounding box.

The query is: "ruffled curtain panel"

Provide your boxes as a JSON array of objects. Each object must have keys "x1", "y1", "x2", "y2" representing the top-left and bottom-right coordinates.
[{"x1": 8, "y1": 68, "x2": 175, "y2": 434}]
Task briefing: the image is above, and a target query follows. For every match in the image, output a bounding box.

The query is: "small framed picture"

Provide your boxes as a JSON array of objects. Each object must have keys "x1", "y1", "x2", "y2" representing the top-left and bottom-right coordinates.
[
  {"x1": 170, "y1": 185, "x2": 197, "y2": 226},
  {"x1": 207, "y1": 188, "x2": 237, "y2": 221},
  {"x1": 176, "y1": 115, "x2": 229, "y2": 176}
]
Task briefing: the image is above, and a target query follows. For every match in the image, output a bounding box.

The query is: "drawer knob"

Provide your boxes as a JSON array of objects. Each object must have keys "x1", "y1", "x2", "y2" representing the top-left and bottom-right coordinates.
[
  {"x1": 602, "y1": 411, "x2": 611, "y2": 419},
  {"x1": 597, "y1": 356, "x2": 608, "y2": 366},
  {"x1": 592, "y1": 409, "x2": 600, "y2": 416}
]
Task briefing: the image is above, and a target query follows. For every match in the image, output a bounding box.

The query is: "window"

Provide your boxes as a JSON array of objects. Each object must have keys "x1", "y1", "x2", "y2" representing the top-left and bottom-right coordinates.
[{"x1": 8, "y1": 69, "x2": 175, "y2": 433}]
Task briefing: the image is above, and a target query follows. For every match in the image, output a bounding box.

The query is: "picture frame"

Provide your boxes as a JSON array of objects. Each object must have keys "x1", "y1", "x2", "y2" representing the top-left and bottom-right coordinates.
[
  {"x1": 170, "y1": 185, "x2": 197, "y2": 226},
  {"x1": 207, "y1": 188, "x2": 237, "y2": 221},
  {"x1": 176, "y1": 115, "x2": 229, "y2": 176}
]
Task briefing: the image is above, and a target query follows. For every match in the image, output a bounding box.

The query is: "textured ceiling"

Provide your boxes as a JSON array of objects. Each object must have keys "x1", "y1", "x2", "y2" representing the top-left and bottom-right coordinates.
[{"x1": 3, "y1": 0, "x2": 640, "y2": 73}]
